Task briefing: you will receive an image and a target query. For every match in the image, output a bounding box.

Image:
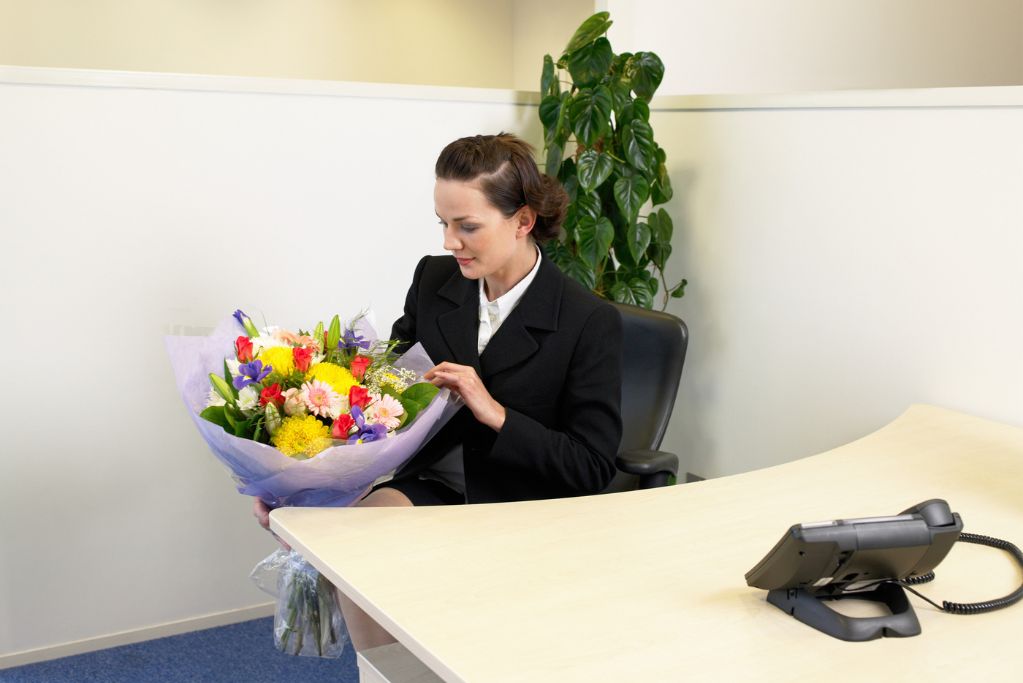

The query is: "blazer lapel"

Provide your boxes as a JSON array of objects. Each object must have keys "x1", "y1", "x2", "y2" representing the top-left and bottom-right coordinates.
[
  {"x1": 436, "y1": 268, "x2": 482, "y2": 373},
  {"x1": 479, "y1": 255, "x2": 562, "y2": 378}
]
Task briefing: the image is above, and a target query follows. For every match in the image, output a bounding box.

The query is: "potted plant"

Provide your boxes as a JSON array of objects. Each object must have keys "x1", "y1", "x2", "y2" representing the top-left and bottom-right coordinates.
[{"x1": 539, "y1": 11, "x2": 686, "y2": 310}]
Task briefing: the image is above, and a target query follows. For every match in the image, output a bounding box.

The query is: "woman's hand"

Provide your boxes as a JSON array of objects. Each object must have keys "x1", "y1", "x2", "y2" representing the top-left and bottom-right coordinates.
[
  {"x1": 424, "y1": 362, "x2": 506, "y2": 431},
  {"x1": 253, "y1": 498, "x2": 291, "y2": 551}
]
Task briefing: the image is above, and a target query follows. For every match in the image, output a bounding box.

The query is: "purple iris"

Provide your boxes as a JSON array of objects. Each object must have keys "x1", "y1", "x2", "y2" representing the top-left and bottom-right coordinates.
[
  {"x1": 232, "y1": 309, "x2": 249, "y2": 327},
  {"x1": 346, "y1": 406, "x2": 388, "y2": 444},
  {"x1": 340, "y1": 327, "x2": 371, "y2": 352},
  {"x1": 233, "y1": 359, "x2": 272, "y2": 390}
]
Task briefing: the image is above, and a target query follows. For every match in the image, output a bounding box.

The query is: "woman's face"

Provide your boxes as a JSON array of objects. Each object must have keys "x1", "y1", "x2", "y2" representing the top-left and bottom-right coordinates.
[{"x1": 434, "y1": 178, "x2": 534, "y2": 287}]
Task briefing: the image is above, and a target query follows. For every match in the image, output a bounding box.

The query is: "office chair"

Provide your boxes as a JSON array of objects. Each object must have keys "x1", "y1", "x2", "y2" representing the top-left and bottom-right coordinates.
[{"x1": 605, "y1": 302, "x2": 689, "y2": 492}]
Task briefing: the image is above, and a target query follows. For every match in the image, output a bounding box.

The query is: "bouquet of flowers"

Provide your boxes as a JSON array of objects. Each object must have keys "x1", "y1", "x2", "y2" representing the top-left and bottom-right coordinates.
[{"x1": 166, "y1": 309, "x2": 461, "y2": 657}]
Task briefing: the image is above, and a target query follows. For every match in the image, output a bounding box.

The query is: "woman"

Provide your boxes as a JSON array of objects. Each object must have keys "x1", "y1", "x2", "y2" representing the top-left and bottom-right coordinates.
[{"x1": 256, "y1": 132, "x2": 623, "y2": 649}]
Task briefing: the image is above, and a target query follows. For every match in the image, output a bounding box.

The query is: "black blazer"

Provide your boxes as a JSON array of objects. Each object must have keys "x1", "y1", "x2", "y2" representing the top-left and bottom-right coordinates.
[{"x1": 390, "y1": 253, "x2": 623, "y2": 503}]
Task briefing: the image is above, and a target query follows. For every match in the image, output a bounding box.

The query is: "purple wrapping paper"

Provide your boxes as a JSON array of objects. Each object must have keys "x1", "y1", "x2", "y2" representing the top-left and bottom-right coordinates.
[{"x1": 165, "y1": 315, "x2": 462, "y2": 507}]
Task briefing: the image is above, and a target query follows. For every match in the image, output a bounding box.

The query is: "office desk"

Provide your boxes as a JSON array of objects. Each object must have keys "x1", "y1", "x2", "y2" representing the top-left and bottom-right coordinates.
[{"x1": 272, "y1": 405, "x2": 1023, "y2": 682}]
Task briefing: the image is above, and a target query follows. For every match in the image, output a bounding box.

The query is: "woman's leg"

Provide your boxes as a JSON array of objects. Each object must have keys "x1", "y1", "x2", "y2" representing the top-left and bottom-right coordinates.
[{"x1": 336, "y1": 486, "x2": 413, "y2": 651}]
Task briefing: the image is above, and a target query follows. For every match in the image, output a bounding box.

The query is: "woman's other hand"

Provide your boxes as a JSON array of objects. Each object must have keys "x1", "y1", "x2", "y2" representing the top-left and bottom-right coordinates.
[
  {"x1": 424, "y1": 362, "x2": 506, "y2": 431},
  {"x1": 253, "y1": 497, "x2": 291, "y2": 551}
]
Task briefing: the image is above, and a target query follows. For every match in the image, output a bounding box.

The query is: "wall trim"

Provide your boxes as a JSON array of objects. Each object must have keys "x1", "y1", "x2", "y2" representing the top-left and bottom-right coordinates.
[
  {"x1": 0, "y1": 602, "x2": 275, "y2": 670},
  {"x1": 3, "y1": 65, "x2": 1020, "y2": 111},
  {"x1": 0, "y1": 65, "x2": 540, "y2": 106},
  {"x1": 652, "y1": 86, "x2": 1023, "y2": 111}
]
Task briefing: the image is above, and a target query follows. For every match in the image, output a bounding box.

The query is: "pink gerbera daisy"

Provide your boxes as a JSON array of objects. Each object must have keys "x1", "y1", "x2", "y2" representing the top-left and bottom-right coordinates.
[{"x1": 299, "y1": 380, "x2": 342, "y2": 419}]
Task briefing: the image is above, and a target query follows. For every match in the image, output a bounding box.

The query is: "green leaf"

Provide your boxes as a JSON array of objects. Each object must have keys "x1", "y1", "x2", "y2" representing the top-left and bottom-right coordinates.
[
  {"x1": 399, "y1": 383, "x2": 440, "y2": 425},
  {"x1": 544, "y1": 140, "x2": 563, "y2": 178},
  {"x1": 622, "y1": 119, "x2": 655, "y2": 173},
  {"x1": 560, "y1": 255, "x2": 598, "y2": 289},
  {"x1": 569, "y1": 86, "x2": 612, "y2": 147},
  {"x1": 613, "y1": 175, "x2": 650, "y2": 223},
  {"x1": 564, "y1": 12, "x2": 613, "y2": 54},
  {"x1": 670, "y1": 280, "x2": 688, "y2": 298},
  {"x1": 209, "y1": 373, "x2": 235, "y2": 404},
  {"x1": 575, "y1": 190, "x2": 602, "y2": 220},
  {"x1": 627, "y1": 221, "x2": 652, "y2": 263},
  {"x1": 543, "y1": 239, "x2": 572, "y2": 267},
  {"x1": 326, "y1": 315, "x2": 341, "y2": 351},
  {"x1": 653, "y1": 207, "x2": 674, "y2": 243},
  {"x1": 200, "y1": 405, "x2": 230, "y2": 431},
  {"x1": 539, "y1": 94, "x2": 562, "y2": 129},
  {"x1": 610, "y1": 277, "x2": 655, "y2": 309},
  {"x1": 576, "y1": 215, "x2": 614, "y2": 268},
  {"x1": 541, "y1": 54, "x2": 556, "y2": 96},
  {"x1": 650, "y1": 242, "x2": 673, "y2": 271},
  {"x1": 616, "y1": 100, "x2": 651, "y2": 129},
  {"x1": 627, "y1": 52, "x2": 665, "y2": 101},
  {"x1": 567, "y1": 37, "x2": 614, "y2": 88},
  {"x1": 651, "y1": 163, "x2": 673, "y2": 205},
  {"x1": 576, "y1": 150, "x2": 614, "y2": 193}
]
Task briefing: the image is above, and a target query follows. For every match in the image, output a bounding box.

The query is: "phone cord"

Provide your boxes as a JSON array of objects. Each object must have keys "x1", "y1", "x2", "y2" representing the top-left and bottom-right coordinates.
[{"x1": 900, "y1": 532, "x2": 1023, "y2": 615}]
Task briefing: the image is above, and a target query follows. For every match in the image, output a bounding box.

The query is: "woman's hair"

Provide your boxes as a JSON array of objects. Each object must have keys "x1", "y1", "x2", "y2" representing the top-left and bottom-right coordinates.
[{"x1": 435, "y1": 133, "x2": 568, "y2": 243}]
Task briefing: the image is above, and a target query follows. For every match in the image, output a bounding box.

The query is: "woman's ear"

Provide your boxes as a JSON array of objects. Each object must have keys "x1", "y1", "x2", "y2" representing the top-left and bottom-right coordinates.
[{"x1": 515, "y1": 206, "x2": 537, "y2": 237}]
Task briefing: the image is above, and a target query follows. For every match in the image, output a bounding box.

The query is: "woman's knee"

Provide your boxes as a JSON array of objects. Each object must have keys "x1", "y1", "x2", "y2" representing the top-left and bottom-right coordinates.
[{"x1": 357, "y1": 486, "x2": 414, "y2": 508}]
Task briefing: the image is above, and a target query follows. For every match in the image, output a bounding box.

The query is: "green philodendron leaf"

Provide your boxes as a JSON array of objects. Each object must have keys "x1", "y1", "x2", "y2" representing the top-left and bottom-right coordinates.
[
  {"x1": 670, "y1": 280, "x2": 688, "y2": 298},
  {"x1": 567, "y1": 37, "x2": 614, "y2": 88},
  {"x1": 653, "y1": 207, "x2": 674, "y2": 244},
  {"x1": 560, "y1": 164, "x2": 579, "y2": 202},
  {"x1": 564, "y1": 12, "x2": 613, "y2": 54},
  {"x1": 613, "y1": 175, "x2": 650, "y2": 224},
  {"x1": 575, "y1": 190, "x2": 603, "y2": 220},
  {"x1": 651, "y1": 163, "x2": 674, "y2": 205},
  {"x1": 543, "y1": 239, "x2": 572, "y2": 266},
  {"x1": 541, "y1": 54, "x2": 556, "y2": 96},
  {"x1": 539, "y1": 94, "x2": 562, "y2": 129},
  {"x1": 569, "y1": 86, "x2": 612, "y2": 147},
  {"x1": 576, "y1": 215, "x2": 614, "y2": 269},
  {"x1": 616, "y1": 100, "x2": 651, "y2": 129},
  {"x1": 650, "y1": 242, "x2": 673, "y2": 271},
  {"x1": 576, "y1": 150, "x2": 614, "y2": 193},
  {"x1": 627, "y1": 52, "x2": 665, "y2": 101},
  {"x1": 560, "y1": 255, "x2": 598, "y2": 289},
  {"x1": 622, "y1": 120, "x2": 655, "y2": 173},
  {"x1": 609, "y1": 277, "x2": 654, "y2": 309},
  {"x1": 545, "y1": 140, "x2": 563, "y2": 177},
  {"x1": 627, "y1": 221, "x2": 652, "y2": 263}
]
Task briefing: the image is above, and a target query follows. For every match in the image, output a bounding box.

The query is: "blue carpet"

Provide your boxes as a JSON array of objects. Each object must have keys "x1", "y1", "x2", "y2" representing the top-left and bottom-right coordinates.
[{"x1": 1, "y1": 617, "x2": 357, "y2": 683}]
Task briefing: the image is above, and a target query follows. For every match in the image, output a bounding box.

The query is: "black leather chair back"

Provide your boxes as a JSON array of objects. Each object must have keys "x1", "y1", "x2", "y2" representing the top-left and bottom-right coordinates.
[{"x1": 605, "y1": 302, "x2": 688, "y2": 491}]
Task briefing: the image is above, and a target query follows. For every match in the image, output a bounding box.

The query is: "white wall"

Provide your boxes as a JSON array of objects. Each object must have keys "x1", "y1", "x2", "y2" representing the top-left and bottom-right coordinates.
[
  {"x1": 511, "y1": 0, "x2": 595, "y2": 91},
  {"x1": 602, "y1": 0, "x2": 1023, "y2": 94},
  {"x1": 653, "y1": 88, "x2": 1023, "y2": 477},
  {"x1": 0, "y1": 67, "x2": 540, "y2": 660}
]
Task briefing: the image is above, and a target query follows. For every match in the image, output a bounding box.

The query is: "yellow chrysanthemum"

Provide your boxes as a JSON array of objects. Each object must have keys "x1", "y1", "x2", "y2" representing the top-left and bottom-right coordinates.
[
  {"x1": 259, "y1": 346, "x2": 295, "y2": 377},
  {"x1": 271, "y1": 415, "x2": 332, "y2": 458},
  {"x1": 305, "y1": 362, "x2": 359, "y2": 396}
]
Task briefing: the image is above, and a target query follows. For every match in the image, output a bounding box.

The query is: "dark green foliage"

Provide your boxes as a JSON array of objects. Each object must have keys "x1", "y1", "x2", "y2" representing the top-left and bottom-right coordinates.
[{"x1": 540, "y1": 12, "x2": 686, "y2": 310}]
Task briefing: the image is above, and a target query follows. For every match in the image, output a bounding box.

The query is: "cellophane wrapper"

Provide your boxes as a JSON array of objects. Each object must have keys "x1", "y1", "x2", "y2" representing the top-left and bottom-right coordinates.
[
  {"x1": 167, "y1": 315, "x2": 462, "y2": 657},
  {"x1": 250, "y1": 549, "x2": 347, "y2": 658},
  {"x1": 165, "y1": 315, "x2": 462, "y2": 507}
]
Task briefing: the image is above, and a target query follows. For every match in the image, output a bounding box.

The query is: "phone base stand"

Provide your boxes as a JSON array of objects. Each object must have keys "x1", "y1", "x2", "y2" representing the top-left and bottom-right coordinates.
[{"x1": 767, "y1": 583, "x2": 921, "y2": 641}]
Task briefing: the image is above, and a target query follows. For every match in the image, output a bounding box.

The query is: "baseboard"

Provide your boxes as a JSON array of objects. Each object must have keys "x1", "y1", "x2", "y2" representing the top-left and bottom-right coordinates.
[{"x1": 0, "y1": 602, "x2": 275, "y2": 670}]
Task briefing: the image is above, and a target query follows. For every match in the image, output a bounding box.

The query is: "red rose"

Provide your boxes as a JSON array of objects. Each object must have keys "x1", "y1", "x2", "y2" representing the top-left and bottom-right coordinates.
[
  {"x1": 331, "y1": 413, "x2": 355, "y2": 439},
  {"x1": 350, "y1": 355, "x2": 372, "y2": 380},
  {"x1": 235, "y1": 335, "x2": 254, "y2": 363},
  {"x1": 349, "y1": 385, "x2": 370, "y2": 410},
  {"x1": 259, "y1": 383, "x2": 285, "y2": 407},
  {"x1": 293, "y1": 346, "x2": 314, "y2": 373}
]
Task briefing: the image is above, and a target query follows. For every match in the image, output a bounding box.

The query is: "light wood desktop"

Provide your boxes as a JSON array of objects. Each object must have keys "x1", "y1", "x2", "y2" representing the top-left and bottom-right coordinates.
[{"x1": 271, "y1": 405, "x2": 1023, "y2": 682}]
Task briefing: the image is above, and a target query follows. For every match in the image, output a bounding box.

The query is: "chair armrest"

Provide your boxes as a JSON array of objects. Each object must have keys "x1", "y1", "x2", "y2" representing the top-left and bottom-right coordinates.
[{"x1": 615, "y1": 449, "x2": 679, "y2": 478}]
